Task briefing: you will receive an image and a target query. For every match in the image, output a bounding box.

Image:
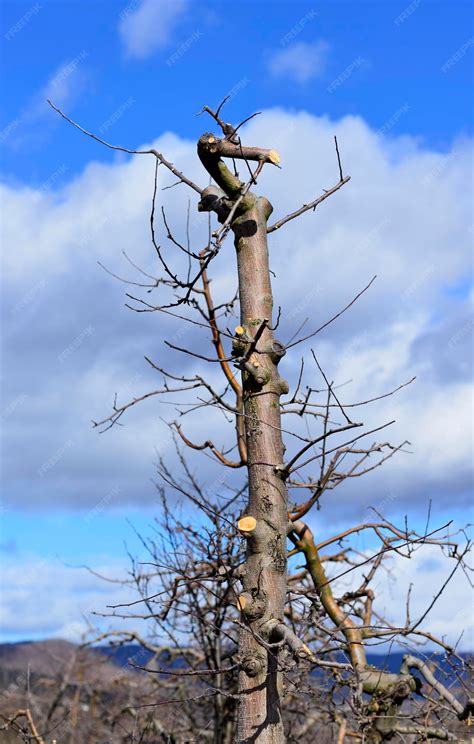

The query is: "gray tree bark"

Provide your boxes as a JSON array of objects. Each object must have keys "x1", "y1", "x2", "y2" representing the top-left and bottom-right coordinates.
[{"x1": 198, "y1": 134, "x2": 289, "y2": 744}]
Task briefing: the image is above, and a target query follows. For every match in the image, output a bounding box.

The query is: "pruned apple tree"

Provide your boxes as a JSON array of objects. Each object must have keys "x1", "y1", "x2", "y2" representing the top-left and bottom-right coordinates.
[{"x1": 48, "y1": 98, "x2": 473, "y2": 744}]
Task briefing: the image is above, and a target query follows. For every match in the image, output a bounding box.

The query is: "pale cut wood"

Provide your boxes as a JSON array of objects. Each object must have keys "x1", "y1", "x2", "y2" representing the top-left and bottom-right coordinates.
[{"x1": 237, "y1": 515, "x2": 257, "y2": 532}]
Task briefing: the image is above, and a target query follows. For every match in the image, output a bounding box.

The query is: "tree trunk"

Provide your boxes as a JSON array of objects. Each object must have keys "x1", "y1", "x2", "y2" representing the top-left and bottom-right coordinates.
[
  {"x1": 232, "y1": 198, "x2": 288, "y2": 744},
  {"x1": 197, "y1": 133, "x2": 289, "y2": 744}
]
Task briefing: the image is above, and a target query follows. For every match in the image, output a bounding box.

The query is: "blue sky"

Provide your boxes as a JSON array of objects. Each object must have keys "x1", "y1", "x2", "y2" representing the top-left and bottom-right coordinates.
[
  {"x1": 1, "y1": 0, "x2": 473, "y2": 643},
  {"x1": 2, "y1": 0, "x2": 473, "y2": 185}
]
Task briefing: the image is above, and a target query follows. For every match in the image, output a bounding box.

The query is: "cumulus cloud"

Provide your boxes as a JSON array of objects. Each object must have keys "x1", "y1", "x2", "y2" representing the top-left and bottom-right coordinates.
[
  {"x1": 2, "y1": 542, "x2": 471, "y2": 649},
  {"x1": 1, "y1": 109, "x2": 472, "y2": 524},
  {"x1": 267, "y1": 41, "x2": 330, "y2": 83},
  {"x1": 119, "y1": 0, "x2": 189, "y2": 59},
  {"x1": 33, "y1": 52, "x2": 89, "y2": 116},
  {"x1": 0, "y1": 555, "x2": 136, "y2": 641},
  {"x1": 331, "y1": 542, "x2": 473, "y2": 652}
]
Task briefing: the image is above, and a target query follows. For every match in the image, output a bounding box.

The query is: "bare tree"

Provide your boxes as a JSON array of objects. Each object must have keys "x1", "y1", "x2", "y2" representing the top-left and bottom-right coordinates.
[{"x1": 46, "y1": 97, "x2": 473, "y2": 743}]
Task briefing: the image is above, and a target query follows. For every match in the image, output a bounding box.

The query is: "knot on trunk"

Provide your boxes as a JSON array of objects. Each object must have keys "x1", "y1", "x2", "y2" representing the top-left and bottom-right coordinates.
[
  {"x1": 240, "y1": 653, "x2": 266, "y2": 678},
  {"x1": 237, "y1": 592, "x2": 267, "y2": 621},
  {"x1": 266, "y1": 339, "x2": 286, "y2": 364}
]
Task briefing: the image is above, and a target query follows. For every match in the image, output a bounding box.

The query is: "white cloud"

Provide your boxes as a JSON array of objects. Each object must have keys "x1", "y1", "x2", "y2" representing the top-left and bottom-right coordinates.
[
  {"x1": 0, "y1": 556, "x2": 136, "y2": 641},
  {"x1": 119, "y1": 0, "x2": 189, "y2": 59},
  {"x1": 29, "y1": 52, "x2": 89, "y2": 123},
  {"x1": 2, "y1": 106, "x2": 473, "y2": 646},
  {"x1": 332, "y1": 543, "x2": 473, "y2": 652},
  {"x1": 1, "y1": 109, "x2": 472, "y2": 521},
  {"x1": 1, "y1": 536, "x2": 471, "y2": 648},
  {"x1": 267, "y1": 41, "x2": 330, "y2": 83},
  {"x1": 385, "y1": 545, "x2": 474, "y2": 651}
]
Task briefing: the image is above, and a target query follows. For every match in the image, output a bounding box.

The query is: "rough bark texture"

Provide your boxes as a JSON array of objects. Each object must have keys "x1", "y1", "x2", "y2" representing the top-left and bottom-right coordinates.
[
  {"x1": 233, "y1": 198, "x2": 289, "y2": 744},
  {"x1": 197, "y1": 133, "x2": 289, "y2": 743}
]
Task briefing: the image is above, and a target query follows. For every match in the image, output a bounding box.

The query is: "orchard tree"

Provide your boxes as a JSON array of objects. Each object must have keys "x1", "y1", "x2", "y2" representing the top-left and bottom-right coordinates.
[{"x1": 45, "y1": 98, "x2": 472, "y2": 744}]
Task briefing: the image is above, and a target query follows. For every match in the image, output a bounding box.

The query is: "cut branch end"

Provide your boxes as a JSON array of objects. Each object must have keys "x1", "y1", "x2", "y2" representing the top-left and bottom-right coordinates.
[{"x1": 237, "y1": 515, "x2": 257, "y2": 533}]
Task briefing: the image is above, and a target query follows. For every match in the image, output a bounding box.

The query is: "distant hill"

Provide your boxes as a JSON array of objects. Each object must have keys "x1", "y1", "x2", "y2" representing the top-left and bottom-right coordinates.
[
  {"x1": 0, "y1": 640, "x2": 470, "y2": 743},
  {"x1": 1, "y1": 639, "x2": 470, "y2": 681},
  {"x1": 93, "y1": 642, "x2": 472, "y2": 679},
  {"x1": 0, "y1": 638, "x2": 129, "y2": 691}
]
